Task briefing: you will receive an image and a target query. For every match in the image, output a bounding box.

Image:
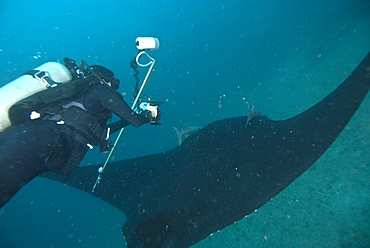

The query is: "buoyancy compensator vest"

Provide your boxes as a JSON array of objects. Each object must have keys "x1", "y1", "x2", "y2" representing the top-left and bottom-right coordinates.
[
  {"x1": 1, "y1": 58, "x2": 114, "y2": 146},
  {"x1": 8, "y1": 78, "x2": 89, "y2": 126},
  {"x1": 0, "y1": 62, "x2": 73, "y2": 132},
  {"x1": 10, "y1": 76, "x2": 109, "y2": 146},
  {"x1": 42, "y1": 83, "x2": 111, "y2": 146}
]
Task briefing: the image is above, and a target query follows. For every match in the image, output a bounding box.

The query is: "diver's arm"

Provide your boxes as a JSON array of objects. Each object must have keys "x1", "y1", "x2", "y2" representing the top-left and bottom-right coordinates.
[
  {"x1": 107, "y1": 110, "x2": 152, "y2": 134},
  {"x1": 100, "y1": 88, "x2": 150, "y2": 127},
  {"x1": 107, "y1": 119, "x2": 130, "y2": 134}
]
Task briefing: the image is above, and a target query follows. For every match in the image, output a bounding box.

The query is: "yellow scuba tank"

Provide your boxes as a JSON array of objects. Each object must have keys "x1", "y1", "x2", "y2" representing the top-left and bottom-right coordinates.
[{"x1": 0, "y1": 62, "x2": 72, "y2": 133}]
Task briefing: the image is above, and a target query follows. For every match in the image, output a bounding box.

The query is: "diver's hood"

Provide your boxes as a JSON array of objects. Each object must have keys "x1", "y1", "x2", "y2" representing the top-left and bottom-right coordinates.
[{"x1": 88, "y1": 65, "x2": 120, "y2": 90}]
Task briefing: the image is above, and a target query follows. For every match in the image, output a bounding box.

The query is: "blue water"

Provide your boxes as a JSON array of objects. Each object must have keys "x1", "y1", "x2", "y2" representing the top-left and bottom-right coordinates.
[{"x1": 0, "y1": 0, "x2": 369, "y2": 247}]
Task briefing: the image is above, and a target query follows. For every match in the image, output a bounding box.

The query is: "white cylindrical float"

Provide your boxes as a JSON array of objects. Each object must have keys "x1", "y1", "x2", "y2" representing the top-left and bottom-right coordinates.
[{"x1": 135, "y1": 37, "x2": 160, "y2": 50}]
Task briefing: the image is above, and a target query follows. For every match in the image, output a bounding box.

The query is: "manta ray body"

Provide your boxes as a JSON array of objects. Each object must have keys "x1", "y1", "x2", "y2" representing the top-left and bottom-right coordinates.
[{"x1": 45, "y1": 53, "x2": 370, "y2": 248}]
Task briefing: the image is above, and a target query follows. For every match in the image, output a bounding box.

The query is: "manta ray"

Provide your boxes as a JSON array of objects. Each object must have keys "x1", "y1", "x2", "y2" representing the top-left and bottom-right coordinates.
[{"x1": 45, "y1": 52, "x2": 370, "y2": 248}]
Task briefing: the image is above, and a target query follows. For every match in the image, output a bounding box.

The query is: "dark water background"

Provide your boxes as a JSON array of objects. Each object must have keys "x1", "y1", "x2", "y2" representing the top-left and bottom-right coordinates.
[{"x1": 0, "y1": 0, "x2": 369, "y2": 247}]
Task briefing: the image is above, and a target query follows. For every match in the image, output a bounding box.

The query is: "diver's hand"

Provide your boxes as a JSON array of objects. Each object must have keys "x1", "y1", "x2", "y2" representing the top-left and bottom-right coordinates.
[
  {"x1": 138, "y1": 102, "x2": 161, "y2": 124},
  {"x1": 140, "y1": 110, "x2": 153, "y2": 123}
]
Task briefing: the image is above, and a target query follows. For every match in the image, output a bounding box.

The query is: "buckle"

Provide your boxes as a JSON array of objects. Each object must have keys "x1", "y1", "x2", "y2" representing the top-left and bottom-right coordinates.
[{"x1": 34, "y1": 70, "x2": 54, "y2": 87}]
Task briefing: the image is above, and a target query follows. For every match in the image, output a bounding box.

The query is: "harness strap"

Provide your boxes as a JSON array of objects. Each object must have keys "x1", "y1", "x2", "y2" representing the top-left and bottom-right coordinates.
[{"x1": 24, "y1": 70, "x2": 56, "y2": 87}]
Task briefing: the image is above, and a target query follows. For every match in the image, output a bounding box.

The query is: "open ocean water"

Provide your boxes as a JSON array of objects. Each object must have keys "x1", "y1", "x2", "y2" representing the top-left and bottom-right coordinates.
[{"x1": 0, "y1": 0, "x2": 369, "y2": 247}]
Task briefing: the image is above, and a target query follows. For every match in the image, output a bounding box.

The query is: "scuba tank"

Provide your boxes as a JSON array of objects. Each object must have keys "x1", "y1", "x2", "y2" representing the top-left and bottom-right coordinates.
[{"x1": 0, "y1": 62, "x2": 72, "y2": 133}]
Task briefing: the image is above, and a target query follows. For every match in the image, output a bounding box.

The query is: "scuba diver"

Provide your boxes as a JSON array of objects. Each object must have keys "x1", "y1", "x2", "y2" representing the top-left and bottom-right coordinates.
[{"x1": 0, "y1": 58, "x2": 161, "y2": 208}]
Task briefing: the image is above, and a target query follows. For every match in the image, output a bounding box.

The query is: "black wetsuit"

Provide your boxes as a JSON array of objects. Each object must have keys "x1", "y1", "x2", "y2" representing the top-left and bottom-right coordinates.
[{"x1": 0, "y1": 81, "x2": 150, "y2": 208}]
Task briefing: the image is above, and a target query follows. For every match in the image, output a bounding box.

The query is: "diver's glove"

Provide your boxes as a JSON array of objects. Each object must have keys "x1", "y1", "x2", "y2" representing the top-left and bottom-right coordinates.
[{"x1": 138, "y1": 102, "x2": 162, "y2": 125}]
